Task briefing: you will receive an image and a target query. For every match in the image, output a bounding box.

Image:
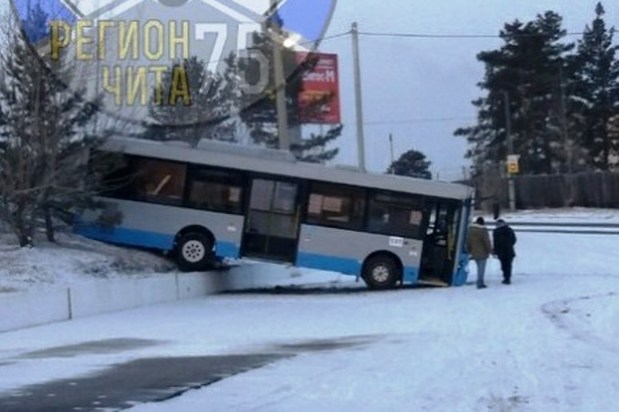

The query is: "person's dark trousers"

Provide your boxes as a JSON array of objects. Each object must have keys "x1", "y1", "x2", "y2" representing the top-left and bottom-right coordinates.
[{"x1": 499, "y1": 256, "x2": 514, "y2": 284}]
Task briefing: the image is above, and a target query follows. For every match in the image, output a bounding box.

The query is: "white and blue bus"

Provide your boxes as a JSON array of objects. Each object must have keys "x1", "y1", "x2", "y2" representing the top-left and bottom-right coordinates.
[{"x1": 77, "y1": 137, "x2": 474, "y2": 290}]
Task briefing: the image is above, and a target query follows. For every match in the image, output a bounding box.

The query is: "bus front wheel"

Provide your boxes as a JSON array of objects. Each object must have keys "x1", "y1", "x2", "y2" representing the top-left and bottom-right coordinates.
[
  {"x1": 176, "y1": 232, "x2": 214, "y2": 271},
  {"x1": 362, "y1": 255, "x2": 399, "y2": 290}
]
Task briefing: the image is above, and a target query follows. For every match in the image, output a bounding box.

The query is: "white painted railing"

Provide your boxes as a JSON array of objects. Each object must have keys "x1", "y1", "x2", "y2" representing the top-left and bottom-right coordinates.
[{"x1": 0, "y1": 262, "x2": 346, "y2": 333}]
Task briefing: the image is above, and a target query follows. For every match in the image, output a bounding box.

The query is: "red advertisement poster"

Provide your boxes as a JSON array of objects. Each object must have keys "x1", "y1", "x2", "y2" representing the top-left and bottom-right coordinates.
[{"x1": 296, "y1": 52, "x2": 341, "y2": 124}]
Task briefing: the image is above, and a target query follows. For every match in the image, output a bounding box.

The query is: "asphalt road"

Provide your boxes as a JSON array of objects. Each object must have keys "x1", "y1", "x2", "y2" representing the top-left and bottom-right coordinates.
[
  {"x1": 0, "y1": 354, "x2": 288, "y2": 411},
  {"x1": 0, "y1": 334, "x2": 371, "y2": 411}
]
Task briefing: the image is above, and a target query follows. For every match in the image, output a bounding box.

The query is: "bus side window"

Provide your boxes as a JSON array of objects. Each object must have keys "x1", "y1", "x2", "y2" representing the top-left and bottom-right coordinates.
[
  {"x1": 133, "y1": 158, "x2": 186, "y2": 205},
  {"x1": 186, "y1": 168, "x2": 243, "y2": 214},
  {"x1": 92, "y1": 152, "x2": 134, "y2": 199},
  {"x1": 305, "y1": 183, "x2": 365, "y2": 230},
  {"x1": 367, "y1": 192, "x2": 424, "y2": 239}
]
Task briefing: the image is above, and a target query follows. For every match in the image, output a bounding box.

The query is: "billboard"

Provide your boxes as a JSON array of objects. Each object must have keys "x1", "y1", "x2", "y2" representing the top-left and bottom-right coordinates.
[{"x1": 296, "y1": 52, "x2": 341, "y2": 124}]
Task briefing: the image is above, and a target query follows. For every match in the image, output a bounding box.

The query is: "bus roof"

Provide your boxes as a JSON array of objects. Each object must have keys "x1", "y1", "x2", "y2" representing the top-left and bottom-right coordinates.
[{"x1": 103, "y1": 137, "x2": 473, "y2": 200}]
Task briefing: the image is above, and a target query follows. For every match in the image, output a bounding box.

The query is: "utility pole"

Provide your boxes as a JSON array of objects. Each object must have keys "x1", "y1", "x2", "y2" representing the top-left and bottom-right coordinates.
[
  {"x1": 351, "y1": 22, "x2": 366, "y2": 171},
  {"x1": 504, "y1": 91, "x2": 516, "y2": 211},
  {"x1": 270, "y1": 0, "x2": 290, "y2": 150}
]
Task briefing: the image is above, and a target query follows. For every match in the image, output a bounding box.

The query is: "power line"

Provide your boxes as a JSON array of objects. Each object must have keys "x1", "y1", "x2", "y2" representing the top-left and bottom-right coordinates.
[
  {"x1": 358, "y1": 30, "x2": 587, "y2": 39},
  {"x1": 365, "y1": 117, "x2": 476, "y2": 126},
  {"x1": 298, "y1": 30, "x2": 351, "y2": 46},
  {"x1": 315, "y1": 31, "x2": 352, "y2": 43},
  {"x1": 361, "y1": 31, "x2": 500, "y2": 39}
]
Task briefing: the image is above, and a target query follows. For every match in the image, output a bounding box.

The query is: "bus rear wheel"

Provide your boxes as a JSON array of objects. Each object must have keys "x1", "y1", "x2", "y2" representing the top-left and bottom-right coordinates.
[
  {"x1": 176, "y1": 232, "x2": 214, "y2": 272},
  {"x1": 362, "y1": 255, "x2": 399, "y2": 290}
]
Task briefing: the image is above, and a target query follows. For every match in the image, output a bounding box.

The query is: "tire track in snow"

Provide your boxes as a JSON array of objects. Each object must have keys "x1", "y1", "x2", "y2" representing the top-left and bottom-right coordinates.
[{"x1": 541, "y1": 292, "x2": 618, "y2": 355}]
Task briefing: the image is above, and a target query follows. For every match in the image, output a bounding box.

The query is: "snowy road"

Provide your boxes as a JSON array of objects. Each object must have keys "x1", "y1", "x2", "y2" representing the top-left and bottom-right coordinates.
[{"x1": 0, "y1": 230, "x2": 618, "y2": 411}]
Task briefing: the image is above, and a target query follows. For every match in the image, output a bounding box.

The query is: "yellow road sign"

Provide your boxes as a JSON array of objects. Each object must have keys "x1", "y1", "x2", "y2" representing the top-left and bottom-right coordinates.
[{"x1": 507, "y1": 155, "x2": 520, "y2": 174}]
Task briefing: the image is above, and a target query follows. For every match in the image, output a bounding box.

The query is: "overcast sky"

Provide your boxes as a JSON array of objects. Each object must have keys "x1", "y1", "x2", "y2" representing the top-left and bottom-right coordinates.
[
  {"x1": 321, "y1": 0, "x2": 619, "y2": 180},
  {"x1": 2, "y1": 1, "x2": 618, "y2": 180}
]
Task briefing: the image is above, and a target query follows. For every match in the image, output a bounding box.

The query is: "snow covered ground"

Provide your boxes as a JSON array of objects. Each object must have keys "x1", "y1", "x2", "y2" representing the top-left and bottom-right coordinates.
[
  {"x1": 499, "y1": 207, "x2": 619, "y2": 224},
  {"x1": 0, "y1": 232, "x2": 177, "y2": 293},
  {"x1": 0, "y1": 208, "x2": 618, "y2": 411}
]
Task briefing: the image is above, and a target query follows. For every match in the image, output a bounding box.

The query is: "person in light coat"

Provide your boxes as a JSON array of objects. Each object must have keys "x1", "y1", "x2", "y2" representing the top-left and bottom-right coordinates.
[{"x1": 467, "y1": 217, "x2": 492, "y2": 289}]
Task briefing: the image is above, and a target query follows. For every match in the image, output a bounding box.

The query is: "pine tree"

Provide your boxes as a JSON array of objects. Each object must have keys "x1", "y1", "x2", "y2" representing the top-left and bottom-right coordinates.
[
  {"x1": 609, "y1": 114, "x2": 619, "y2": 167},
  {"x1": 239, "y1": 28, "x2": 341, "y2": 163},
  {"x1": 455, "y1": 12, "x2": 573, "y2": 175},
  {"x1": 386, "y1": 149, "x2": 432, "y2": 179},
  {"x1": 571, "y1": 2, "x2": 619, "y2": 170},
  {"x1": 0, "y1": 6, "x2": 101, "y2": 246},
  {"x1": 141, "y1": 56, "x2": 237, "y2": 147}
]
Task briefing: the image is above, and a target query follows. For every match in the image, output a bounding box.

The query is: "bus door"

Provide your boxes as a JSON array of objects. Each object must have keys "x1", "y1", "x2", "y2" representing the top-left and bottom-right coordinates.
[
  {"x1": 241, "y1": 178, "x2": 301, "y2": 263},
  {"x1": 419, "y1": 201, "x2": 459, "y2": 284}
]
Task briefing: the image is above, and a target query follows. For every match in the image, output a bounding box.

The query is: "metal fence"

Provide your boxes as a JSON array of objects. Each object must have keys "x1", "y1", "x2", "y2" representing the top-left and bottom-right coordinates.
[{"x1": 474, "y1": 170, "x2": 619, "y2": 210}]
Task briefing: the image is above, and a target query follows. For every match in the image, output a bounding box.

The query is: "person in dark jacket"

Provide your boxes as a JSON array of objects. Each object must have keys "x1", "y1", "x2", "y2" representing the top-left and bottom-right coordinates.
[
  {"x1": 493, "y1": 219, "x2": 517, "y2": 284},
  {"x1": 467, "y1": 217, "x2": 492, "y2": 289}
]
